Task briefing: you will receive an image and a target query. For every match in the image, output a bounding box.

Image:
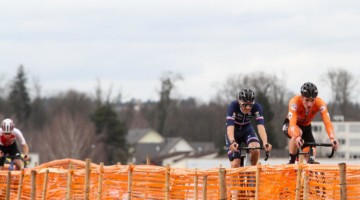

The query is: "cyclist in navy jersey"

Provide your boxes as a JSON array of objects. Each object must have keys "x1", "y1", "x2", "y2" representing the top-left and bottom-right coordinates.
[{"x1": 225, "y1": 88, "x2": 272, "y2": 167}]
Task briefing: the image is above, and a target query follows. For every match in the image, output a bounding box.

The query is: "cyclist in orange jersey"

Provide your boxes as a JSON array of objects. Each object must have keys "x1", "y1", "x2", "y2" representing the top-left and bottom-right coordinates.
[{"x1": 282, "y1": 82, "x2": 339, "y2": 164}]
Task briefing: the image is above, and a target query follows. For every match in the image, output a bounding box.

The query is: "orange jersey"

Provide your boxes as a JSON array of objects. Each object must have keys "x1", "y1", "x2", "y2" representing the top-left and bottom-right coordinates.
[{"x1": 287, "y1": 95, "x2": 335, "y2": 139}]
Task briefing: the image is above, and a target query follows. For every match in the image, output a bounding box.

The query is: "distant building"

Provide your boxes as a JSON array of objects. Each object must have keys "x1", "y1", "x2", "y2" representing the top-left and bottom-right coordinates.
[
  {"x1": 312, "y1": 121, "x2": 360, "y2": 159},
  {"x1": 126, "y1": 128, "x2": 218, "y2": 166}
]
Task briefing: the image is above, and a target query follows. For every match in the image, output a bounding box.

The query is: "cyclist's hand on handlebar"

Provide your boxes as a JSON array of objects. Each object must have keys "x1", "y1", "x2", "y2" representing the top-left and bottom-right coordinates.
[
  {"x1": 24, "y1": 154, "x2": 31, "y2": 161},
  {"x1": 264, "y1": 143, "x2": 272, "y2": 152},
  {"x1": 295, "y1": 137, "x2": 303, "y2": 148},
  {"x1": 330, "y1": 138, "x2": 339, "y2": 151},
  {"x1": 229, "y1": 141, "x2": 239, "y2": 152}
]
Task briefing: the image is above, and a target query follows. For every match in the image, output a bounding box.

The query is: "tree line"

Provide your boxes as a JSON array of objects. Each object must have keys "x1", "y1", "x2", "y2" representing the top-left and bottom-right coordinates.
[{"x1": 0, "y1": 66, "x2": 359, "y2": 164}]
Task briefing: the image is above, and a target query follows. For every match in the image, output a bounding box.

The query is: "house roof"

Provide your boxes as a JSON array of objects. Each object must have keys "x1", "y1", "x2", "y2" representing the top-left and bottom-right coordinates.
[
  {"x1": 134, "y1": 143, "x2": 166, "y2": 164},
  {"x1": 133, "y1": 137, "x2": 196, "y2": 164},
  {"x1": 158, "y1": 137, "x2": 196, "y2": 156},
  {"x1": 150, "y1": 151, "x2": 192, "y2": 165},
  {"x1": 158, "y1": 137, "x2": 183, "y2": 155},
  {"x1": 128, "y1": 131, "x2": 219, "y2": 165},
  {"x1": 127, "y1": 128, "x2": 153, "y2": 145},
  {"x1": 189, "y1": 142, "x2": 216, "y2": 153}
]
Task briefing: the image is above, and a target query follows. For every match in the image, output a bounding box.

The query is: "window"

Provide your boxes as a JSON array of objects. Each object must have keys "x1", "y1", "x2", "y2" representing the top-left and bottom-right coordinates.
[
  {"x1": 336, "y1": 125, "x2": 346, "y2": 132},
  {"x1": 349, "y1": 139, "x2": 360, "y2": 146},
  {"x1": 350, "y1": 154, "x2": 360, "y2": 159},
  {"x1": 338, "y1": 138, "x2": 346, "y2": 145},
  {"x1": 349, "y1": 124, "x2": 360, "y2": 133},
  {"x1": 312, "y1": 125, "x2": 322, "y2": 132},
  {"x1": 337, "y1": 152, "x2": 345, "y2": 158}
]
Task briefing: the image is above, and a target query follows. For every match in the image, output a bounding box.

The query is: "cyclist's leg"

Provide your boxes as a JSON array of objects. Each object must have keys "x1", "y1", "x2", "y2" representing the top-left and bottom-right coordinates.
[
  {"x1": 301, "y1": 125, "x2": 316, "y2": 163},
  {"x1": 283, "y1": 118, "x2": 303, "y2": 164},
  {"x1": 225, "y1": 129, "x2": 245, "y2": 199},
  {"x1": 241, "y1": 125, "x2": 259, "y2": 197},
  {"x1": 7, "y1": 143, "x2": 23, "y2": 170},
  {"x1": 225, "y1": 129, "x2": 242, "y2": 168},
  {"x1": 0, "y1": 145, "x2": 7, "y2": 170},
  {"x1": 13, "y1": 157, "x2": 23, "y2": 170},
  {"x1": 0, "y1": 158, "x2": 4, "y2": 170},
  {"x1": 244, "y1": 125, "x2": 260, "y2": 166}
]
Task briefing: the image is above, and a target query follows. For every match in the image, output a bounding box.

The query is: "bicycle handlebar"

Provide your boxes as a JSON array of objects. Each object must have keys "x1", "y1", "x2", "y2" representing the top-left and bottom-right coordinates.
[
  {"x1": 303, "y1": 142, "x2": 332, "y2": 147},
  {"x1": 303, "y1": 141, "x2": 337, "y2": 159},
  {"x1": 239, "y1": 146, "x2": 270, "y2": 161}
]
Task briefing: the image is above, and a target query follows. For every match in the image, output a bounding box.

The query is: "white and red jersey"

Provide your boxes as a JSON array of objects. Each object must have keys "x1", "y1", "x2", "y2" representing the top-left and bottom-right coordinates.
[{"x1": 0, "y1": 128, "x2": 27, "y2": 146}]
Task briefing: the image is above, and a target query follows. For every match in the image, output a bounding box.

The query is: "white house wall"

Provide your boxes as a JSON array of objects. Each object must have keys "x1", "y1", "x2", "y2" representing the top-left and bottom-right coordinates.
[
  {"x1": 138, "y1": 131, "x2": 164, "y2": 143},
  {"x1": 312, "y1": 121, "x2": 360, "y2": 159},
  {"x1": 168, "y1": 139, "x2": 194, "y2": 154},
  {"x1": 171, "y1": 158, "x2": 230, "y2": 169}
]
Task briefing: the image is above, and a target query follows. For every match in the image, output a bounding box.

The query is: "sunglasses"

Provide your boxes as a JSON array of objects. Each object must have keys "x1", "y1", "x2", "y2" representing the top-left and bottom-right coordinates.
[
  {"x1": 4, "y1": 132, "x2": 12, "y2": 135},
  {"x1": 241, "y1": 103, "x2": 254, "y2": 107}
]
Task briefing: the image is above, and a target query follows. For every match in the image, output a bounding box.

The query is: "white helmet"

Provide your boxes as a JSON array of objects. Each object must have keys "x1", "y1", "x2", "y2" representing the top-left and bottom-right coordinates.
[{"x1": 1, "y1": 118, "x2": 14, "y2": 133}]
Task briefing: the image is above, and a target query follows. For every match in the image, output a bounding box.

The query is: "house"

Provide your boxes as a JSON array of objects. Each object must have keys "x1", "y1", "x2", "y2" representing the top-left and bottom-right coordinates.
[
  {"x1": 312, "y1": 121, "x2": 360, "y2": 159},
  {"x1": 127, "y1": 128, "x2": 164, "y2": 145},
  {"x1": 126, "y1": 128, "x2": 219, "y2": 166},
  {"x1": 130, "y1": 136, "x2": 195, "y2": 165}
]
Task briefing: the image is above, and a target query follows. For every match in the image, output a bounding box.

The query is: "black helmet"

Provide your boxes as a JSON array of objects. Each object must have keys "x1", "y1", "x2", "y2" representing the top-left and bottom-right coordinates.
[
  {"x1": 300, "y1": 82, "x2": 318, "y2": 98},
  {"x1": 238, "y1": 88, "x2": 255, "y2": 102}
]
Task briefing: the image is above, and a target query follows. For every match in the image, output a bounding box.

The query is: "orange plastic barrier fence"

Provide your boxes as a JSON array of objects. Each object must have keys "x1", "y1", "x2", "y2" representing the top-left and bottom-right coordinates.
[{"x1": 0, "y1": 159, "x2": 359, "y2": 199}]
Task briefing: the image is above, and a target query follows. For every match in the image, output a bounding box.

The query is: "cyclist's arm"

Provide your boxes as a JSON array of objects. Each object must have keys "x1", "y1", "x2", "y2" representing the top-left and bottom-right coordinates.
[
  {"x1": 257, "y1": 124, "x2": 272, "y2": 151},
  {"x1": 254, "y1": 104, "x2": 272, "y2": 151},
  {"x1": 321, "y1": 112, "x2": 335, "y2": 139},
  {"x1": 317, "y1": 99, "x2": 339, "y2": 149},
  {"x1": 226, "y1": 102, "x2": 237, "y2": 143},
  {"x1": 13, "y1": 128, "x2": 29, "y2": 155},
  {"x1": 227, "y1": 126, "x2": 235, "y2": 142},
  {"x1": 226, "y1": 102, "x2": 238, "y2": 151},
  {"x1": 318, "y1": 100, "x2": 335, "y2": 139},
  {"x1": 22, "y1": 143, "x2": 29, "y2": 155},
  {"x1": 288, "y1": 102, "x2": 300, "y2": 138},
  {"x1": 257, "y1": 124, "x2": 268, "y2": 144}
]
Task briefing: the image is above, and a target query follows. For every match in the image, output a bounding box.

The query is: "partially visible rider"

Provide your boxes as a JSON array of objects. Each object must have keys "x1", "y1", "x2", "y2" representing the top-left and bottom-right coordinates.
[
  {"x1": 0, "y1": 118, "x2": 30, "y2": 170},
  {"x1": 225, "y1": 88, "x2": 272, "y2": 168},
  {"x1": 283, "y1": 82, "x2": 339, "y2": 164}
]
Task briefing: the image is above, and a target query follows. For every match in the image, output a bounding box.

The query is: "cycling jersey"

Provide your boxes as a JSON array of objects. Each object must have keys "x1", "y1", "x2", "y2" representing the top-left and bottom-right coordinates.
[
  {"x1": 0, "y1": 128, "x2": 27, "y2": 146},
  {"x1": 226, "y1": 100, "x2": 265, "y2": 128},
  {"x1": 225, "y1": 100, "x2": 265, "y2": 161},
  {"x1": 287, "y1": 95, "x2": 334, "y2": 139}
]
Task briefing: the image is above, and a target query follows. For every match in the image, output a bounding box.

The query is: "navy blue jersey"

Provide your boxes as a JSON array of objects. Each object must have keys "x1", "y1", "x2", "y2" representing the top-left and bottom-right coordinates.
[{"x1": 226, "y1": 100, "x2": 265, "y2": 128}]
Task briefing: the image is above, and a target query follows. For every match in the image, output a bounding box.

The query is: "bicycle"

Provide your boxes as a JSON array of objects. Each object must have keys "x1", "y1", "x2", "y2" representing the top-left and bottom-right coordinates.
[
  {"x1": 1, "y1": 154, "x2": 28, "y2": 171},
  {"x1": 298, "y1": 141, "x2": 336, "y2": 164},
  {"x1": 231, "y1": 144, "x2": 270, "y2": 199},
  {"x1": 297, "y1": 141, "x2": 336, "y2": 199},
  {"x1": 239, "y1": 144, "x2": 270, "y2": 167}
]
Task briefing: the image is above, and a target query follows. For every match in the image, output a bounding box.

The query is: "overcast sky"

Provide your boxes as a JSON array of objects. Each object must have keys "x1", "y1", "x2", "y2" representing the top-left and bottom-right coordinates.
[{"x1": 1, "y1": 0, "x2": 360, "y2": 103}]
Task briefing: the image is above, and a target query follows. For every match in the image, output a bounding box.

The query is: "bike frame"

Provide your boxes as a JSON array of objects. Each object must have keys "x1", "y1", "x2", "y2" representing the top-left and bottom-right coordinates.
[
  {"x1": 1, "y1": 154, "x2": 28, "y2": 171},
  {"x1": 239, "y1": 145, "x2": 270, "y2": 167}
]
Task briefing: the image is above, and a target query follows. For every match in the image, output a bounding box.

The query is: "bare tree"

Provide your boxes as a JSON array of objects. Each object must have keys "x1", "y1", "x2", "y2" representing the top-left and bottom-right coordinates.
[
  {"x1": 214, "y1": 72, "x2": 290, "y2": 105},
  {"x1": 214, "y1": 71, "x2": 291, "y2": 149},
  {"x1": 322, "y1": 68, "x2": 358, "y2": 118},
  {"x1": 38, "y1": 109, "x2": 104, "y2": 163}
]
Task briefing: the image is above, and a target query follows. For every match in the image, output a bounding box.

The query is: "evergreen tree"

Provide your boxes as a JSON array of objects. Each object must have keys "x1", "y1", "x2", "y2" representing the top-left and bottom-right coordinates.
[
  {"x1": 91, "y1": 103, "x2": 128, "y2": 164},
  {"x1": 8, "y1": 65, "x2": 31, "y2": 122}
]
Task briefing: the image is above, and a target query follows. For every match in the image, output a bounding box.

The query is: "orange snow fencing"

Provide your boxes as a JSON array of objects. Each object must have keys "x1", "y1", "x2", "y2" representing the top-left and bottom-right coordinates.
[{"x1": 0, "y1": 158, "x2": 359, "y2": 199}]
